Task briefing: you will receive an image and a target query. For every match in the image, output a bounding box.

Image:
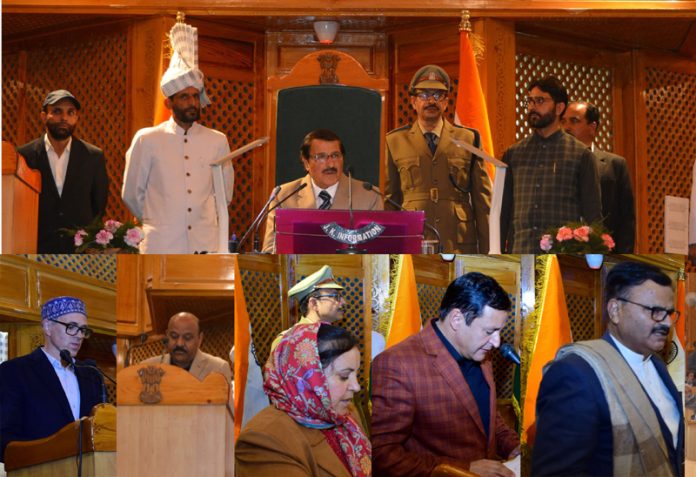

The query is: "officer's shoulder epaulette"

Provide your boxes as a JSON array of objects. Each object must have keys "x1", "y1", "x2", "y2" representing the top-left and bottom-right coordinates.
[{"x1": 387, "y1": 124, "x2": 411, "y2": 136}]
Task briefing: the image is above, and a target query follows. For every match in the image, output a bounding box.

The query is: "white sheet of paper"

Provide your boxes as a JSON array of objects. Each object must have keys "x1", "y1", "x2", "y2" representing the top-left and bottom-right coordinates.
[
  {"x1": 504, "y1": 455, "x2": 521, "y2": 477},
  {"x1": 664, "y1": 195, "x2": 688, "y2": 254}
]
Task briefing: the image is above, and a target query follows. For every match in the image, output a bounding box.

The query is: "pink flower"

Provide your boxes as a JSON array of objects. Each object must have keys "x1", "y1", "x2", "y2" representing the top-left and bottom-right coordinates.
[
  {"x1": 104, "y1": 220, "x2": 122, "y2": 233},
  {"x1": 74, "y1": 229, "x2": 88, "y2": 247},
  {"x1": 573, "y1": 226, "x2": 591, "y2": 242},
  {"x1": 602, "y1": 233, "x2": 615, "y2": 250},
  {"x1": 95, "y1": 229, "x2": 113, "y2": 246},
  {"x1": 540, "y1": 234, "x2": 553, "y2": 252},
  {"x1": 556, "y1": 226, "x2": 573, "y2": 241},
  {"x1": 124, "y1": 227, "x2": 144, "y2": 247}
]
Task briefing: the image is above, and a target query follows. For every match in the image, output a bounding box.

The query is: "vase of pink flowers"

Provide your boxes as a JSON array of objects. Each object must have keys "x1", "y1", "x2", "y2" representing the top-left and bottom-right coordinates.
[
  {"x1": 540, "y1": 222, "x2": 615, "y2": 254},
  {"x1": 62, "y1": 218, "x2": 143, "y2": 253}
]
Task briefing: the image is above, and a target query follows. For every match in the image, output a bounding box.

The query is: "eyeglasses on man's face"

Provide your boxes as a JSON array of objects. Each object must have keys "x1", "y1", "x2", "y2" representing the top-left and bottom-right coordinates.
[
  {"x1": 315, "y1": 292, "x2": 345, "y2": 303},
  {"x1": 525, "y1": 96, "x2": 554, "y2": 107},
  {"x1": 308, "y1": 152, "x2": 343, "y2": 162},
  {"x1": 616, "y1": 297, "x2": 680, "y2": 324},
  {"x1": 414, "y1": 91, "x2": 447, "y2": 101},
  {"x1": 50, "y1": 319, "x2": 93, "y2": 338}
]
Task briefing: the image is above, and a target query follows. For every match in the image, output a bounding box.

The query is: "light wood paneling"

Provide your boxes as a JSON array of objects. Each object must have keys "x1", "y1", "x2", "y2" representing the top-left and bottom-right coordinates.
[{"x1": 0, "y1": 256, "x2": 115, "y2": 334}]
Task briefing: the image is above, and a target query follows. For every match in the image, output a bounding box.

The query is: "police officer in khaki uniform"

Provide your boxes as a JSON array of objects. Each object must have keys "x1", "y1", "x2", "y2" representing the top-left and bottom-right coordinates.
[
  {"x1": 385, "y1": 65, "x2": 491, "y2": 253},
  {"x1": 269, "y1": 265, "x2": 345, "y2": 354}
]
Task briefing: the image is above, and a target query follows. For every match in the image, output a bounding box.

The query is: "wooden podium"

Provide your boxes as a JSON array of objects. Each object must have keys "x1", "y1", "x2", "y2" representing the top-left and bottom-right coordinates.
[
  {"x1": 117, "y1": 364, "x2": 233, "y2": 477},
  {"x1": 2, "y1": 141, "x2": 41, "y2": 253},
  {"x1": 3, "y1": 403, "x2": 116, "y2": 477}
]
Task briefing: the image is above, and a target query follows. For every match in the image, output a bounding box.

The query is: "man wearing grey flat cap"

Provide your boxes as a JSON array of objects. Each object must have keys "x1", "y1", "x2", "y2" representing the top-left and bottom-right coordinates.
[
  {"x1": 16, "y1": 90, "x2": 109, "y2": 253},
  {"x1": 385, "y1": 64, "x2": 492, "y2": 254},
  {"x1": 0, "y1": 296, "x2": 103, "y2": 462}
]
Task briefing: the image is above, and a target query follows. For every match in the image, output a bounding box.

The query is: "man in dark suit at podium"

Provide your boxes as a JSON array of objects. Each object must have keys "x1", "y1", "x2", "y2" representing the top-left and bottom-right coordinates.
[
  {"x1": 0, "y1": 296, "x2": 103, "y2": 462},
  {"x1": 17, "y1": 90, "x2": 109, "y2": 253},
  {"x1": 261, "y1": 129, "x2": 382, "y2": 252}
]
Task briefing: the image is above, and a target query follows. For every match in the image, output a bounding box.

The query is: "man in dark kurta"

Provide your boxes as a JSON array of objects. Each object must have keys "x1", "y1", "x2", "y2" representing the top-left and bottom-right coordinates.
[{"x1": 500, "y1": 76, "x2": 601, "y2": 253}]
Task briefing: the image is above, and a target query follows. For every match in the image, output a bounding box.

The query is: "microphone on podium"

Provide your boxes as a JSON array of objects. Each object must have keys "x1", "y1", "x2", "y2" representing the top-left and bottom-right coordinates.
[
  {"x1": 238, "y1": 185, "x2": 282, "y2": 252},
  {"x1": 499, "y1": 343, "x2": 521, "y2": 365},
  {"x1": 159, "y1": 337, "x2": 169, "y2": 364},
  {"x1": 61, "y1": 349, "x2": 115, "y2": 404}
]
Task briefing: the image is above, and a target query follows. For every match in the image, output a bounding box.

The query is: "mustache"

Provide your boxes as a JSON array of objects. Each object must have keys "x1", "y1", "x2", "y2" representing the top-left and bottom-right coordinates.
[
  {"x1": 322, "y1": 167, "x2": 338, "y2": 174},
  {"x1": 172, "y1": 346, "x2": 187, "y2": 353},
  {"x1": 652, "y1": 324, "x2": 671, "y2": 335}
]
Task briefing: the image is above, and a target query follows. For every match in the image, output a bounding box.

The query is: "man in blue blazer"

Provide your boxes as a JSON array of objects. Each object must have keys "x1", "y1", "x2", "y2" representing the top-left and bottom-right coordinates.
[
  {"x1": 0, "y1": 296, "x2": 103, "y2": 462},
  {"x1": 16, "y1": 90, "x2": 109, "y2": 253},
  {"x1": 532, "y1": 261, "x2": 684, "y2": 477}
]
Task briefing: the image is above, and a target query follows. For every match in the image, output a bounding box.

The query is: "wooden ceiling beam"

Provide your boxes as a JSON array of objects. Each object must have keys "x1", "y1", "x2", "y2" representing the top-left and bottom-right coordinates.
[{"x1": 4, "y1": 0, "x2": 696, "y2": 16}]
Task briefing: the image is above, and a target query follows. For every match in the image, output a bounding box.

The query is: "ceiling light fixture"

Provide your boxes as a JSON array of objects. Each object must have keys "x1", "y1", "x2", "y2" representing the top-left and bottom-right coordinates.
[{"x1": 314, "y1": 21, "x2": 339, "y2": 44}]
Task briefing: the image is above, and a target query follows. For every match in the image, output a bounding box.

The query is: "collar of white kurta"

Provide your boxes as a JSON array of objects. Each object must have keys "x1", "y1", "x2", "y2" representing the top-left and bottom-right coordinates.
[{"x1": 164, "y1": 116, "x2": 201, "y2": 136}]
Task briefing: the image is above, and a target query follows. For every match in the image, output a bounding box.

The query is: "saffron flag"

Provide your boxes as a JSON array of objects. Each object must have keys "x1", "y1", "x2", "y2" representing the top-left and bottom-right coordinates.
[
  {"x1": 454, "y1": 29, "x2": 495, "y2": 179},
  {"x1": 233, "y1": 256, "x2": 251, "y2": 438},
  {"x1": 454, "y1": 27, "x2": 506, "y2": 253},
  {"x1": 385, "y1": 255, "x2": 422, "y2": 348},
  {"x1": 522, "y1": 255, "x2": 572, "y2": 445}
]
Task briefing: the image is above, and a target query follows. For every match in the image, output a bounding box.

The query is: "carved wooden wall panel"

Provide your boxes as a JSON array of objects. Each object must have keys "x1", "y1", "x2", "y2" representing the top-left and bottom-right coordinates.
[{"x1": 642, "y1": 65, "x2": 696, "y2": 253}]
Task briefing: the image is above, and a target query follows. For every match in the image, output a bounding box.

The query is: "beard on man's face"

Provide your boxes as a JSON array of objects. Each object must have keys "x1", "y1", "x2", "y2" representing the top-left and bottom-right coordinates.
[
  {"x1": 526, "y1": 109, "x2": 556, "y2": 130},
  {"x1": 46, "y1": 120, "x2": 75, "y2": 140},
  {"x1": 173, "y1": 104, "x2": 201, "y2": 124}
]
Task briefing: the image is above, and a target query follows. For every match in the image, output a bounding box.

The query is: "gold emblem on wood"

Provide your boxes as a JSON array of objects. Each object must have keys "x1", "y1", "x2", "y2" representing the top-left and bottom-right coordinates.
[
  {"x1": 138, "y1": 365, "x2": 165, "y2": 404},
  {"x1": 318, "y1": 54, "x2": 340, "y2": 84}
]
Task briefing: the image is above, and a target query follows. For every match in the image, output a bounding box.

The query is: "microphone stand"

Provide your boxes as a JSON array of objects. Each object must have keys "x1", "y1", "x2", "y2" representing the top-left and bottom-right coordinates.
[
  {"x1": 257, "y1": 182, "x2": 309, "y2": 253},
  {"x1": 238, "y1": 185, "x2": 281, "y2": 252},
  {"x1": 336, "y1": 170, "x2": 366, "y2": 254},
  {"x1": 362, "y1": 182, "x2": 442, "y2": 253}
]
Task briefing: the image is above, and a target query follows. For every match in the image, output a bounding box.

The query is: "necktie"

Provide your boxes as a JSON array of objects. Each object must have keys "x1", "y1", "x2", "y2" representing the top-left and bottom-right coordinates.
[
  {"x1": 318, "y1": 190, "x2": 332, "y2": 209},
  {"x1": 424, "y1": 132, "x2": 438, "y2": 155}
]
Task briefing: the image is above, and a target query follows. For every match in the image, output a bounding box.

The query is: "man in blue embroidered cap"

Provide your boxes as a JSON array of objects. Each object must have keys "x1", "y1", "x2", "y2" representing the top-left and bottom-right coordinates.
[
  {"x1": 0, "y1": 296, "x2": 103, "y2": 462},
  {"x1": 269, "y1": 265, "x2": 345, "y2": 353}
]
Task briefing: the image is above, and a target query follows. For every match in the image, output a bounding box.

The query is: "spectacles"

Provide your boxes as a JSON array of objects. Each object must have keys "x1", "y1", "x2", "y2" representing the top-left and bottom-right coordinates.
[
  {"x1": 414, "y1": 91, "x2": 447, "y2": 101},
  {"x1": 315, "y1": 292, "x2": 344, "y2": 302},
  {"x1": 308, "y1": 152, "x2": 343, "y2": 162},
  {"x1": 525, "y1": 96, "x2": 554, "y2": 106},
  {"x1": 616, "y1": 297, "x2": 680, "y2": 324},
  {"x1": 50, "y1": 319, "x2": 93, "y2": 338}
]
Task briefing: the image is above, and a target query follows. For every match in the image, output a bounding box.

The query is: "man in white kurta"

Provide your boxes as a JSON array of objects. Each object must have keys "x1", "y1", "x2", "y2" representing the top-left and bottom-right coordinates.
[
  {"x1": 122, "y1": 114, "x2": 232, "y2": 253},
  {"x1": 121, "y1": 19, "x2": 233, "y2": 253}
]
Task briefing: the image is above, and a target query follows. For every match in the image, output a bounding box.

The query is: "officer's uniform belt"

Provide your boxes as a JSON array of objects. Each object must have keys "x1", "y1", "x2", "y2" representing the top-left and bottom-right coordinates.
[{"x1": 403, "y1": 188, "x2": 467, "y2": 204}]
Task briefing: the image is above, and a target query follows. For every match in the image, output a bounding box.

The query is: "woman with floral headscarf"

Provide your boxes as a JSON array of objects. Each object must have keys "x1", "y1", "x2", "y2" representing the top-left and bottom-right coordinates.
[{"x1": 235, "y1": 323, "x2": 371, "y2": 477}]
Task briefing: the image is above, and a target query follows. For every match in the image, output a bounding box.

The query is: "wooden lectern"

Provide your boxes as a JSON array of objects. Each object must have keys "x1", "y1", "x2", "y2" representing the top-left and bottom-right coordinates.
[
  {"x1": 2, "y1": 141, "x2": 41, "y2": 253},
  {"x1": 3, "y1": 403, "x2": 116, "y2": 477},
  {"x1": 117, "y1": 364, "x2": 233, "y2": 477}
]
